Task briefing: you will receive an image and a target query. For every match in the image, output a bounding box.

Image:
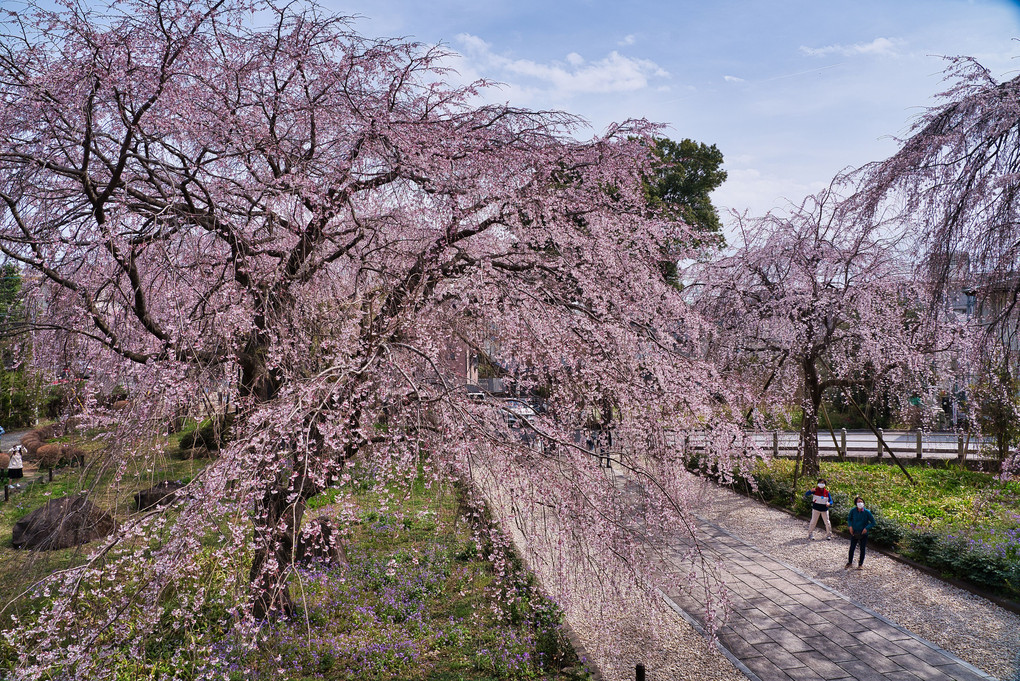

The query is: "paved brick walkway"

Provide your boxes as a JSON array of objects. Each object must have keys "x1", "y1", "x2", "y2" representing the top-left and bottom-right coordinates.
[{"x1": 659, "y1": 519, "x2": 997, "y2": 681}]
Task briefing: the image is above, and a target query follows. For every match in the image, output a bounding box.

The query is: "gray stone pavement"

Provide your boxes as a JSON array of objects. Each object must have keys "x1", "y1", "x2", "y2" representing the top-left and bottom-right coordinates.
[{"x1": 659, "y1": 518, "x2": 998, "y2": 681}]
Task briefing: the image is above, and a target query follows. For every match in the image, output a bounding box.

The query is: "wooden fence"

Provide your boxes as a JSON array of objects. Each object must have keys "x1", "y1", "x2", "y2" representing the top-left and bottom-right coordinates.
[
  {"x1": 591, "y1": 428, "x2": 999, "y2": 466},
  {"x1": 735, "y1": 429, "x2": 993, "y2": 462}
]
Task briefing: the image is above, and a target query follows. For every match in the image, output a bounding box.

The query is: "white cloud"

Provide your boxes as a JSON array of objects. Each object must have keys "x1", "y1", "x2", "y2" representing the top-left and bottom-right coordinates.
[
  {"x1": 619, "y1": 34, "x2": 636, "y2": 46},
  {"x1": 714, "y1": 166, "x2": 829, "y2": 227},
  {"x1": 454, "y1": 34, "x2": 670, "y2": 96},
  {"x1": 800, "y1": 37, "x2": 900, "y2": 58},
  {"x1": 723, "y1": 75, "x2": 745, "y2": 83},
  {"x1": 457, "y1": 33, "x2": 492, "y2": 54}
]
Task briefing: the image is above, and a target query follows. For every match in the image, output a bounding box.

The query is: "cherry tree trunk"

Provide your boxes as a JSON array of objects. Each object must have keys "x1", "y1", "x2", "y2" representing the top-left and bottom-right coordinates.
[
  {"x1": 800, "y1": 359, "x2": 823, "y2": 479},
  {"x1": 240, "y1": 351, "x2": 307, "y2": 619},
  {"x1": 249, "y1": 488, "x2": 306, "y2": 619}
]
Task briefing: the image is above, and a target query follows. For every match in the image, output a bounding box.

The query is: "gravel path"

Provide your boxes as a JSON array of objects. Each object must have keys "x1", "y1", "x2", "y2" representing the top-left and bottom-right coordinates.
[{"x1": 696, "y1": 479, "x2": 1020, "y2": 681}]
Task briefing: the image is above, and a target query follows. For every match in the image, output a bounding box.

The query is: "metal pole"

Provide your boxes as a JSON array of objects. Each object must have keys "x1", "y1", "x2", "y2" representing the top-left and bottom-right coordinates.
[{"x1": 916, "y1": 430, "x2": 923, "y2": 460}]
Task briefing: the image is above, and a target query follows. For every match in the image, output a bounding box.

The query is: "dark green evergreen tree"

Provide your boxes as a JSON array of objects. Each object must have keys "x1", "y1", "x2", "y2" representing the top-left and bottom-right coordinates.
[{"x1": 642, "y1": 137, "x2": 727, "y2": 284}]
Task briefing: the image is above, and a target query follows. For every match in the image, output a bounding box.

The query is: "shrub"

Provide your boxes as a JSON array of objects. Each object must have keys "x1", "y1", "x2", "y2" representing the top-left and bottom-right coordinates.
[
  {"x1": 904, "y1": 529, "x2": 1020, "y2": 597},
  {"x1": 757, "y1": 474, "x2": 795, "y2": 505},
  {"x1": 178, "y1": 414, "x2": 234, "y2": 452},
  {"x1": 867, "y1": 511, "x2": 905, "y2": 548}
]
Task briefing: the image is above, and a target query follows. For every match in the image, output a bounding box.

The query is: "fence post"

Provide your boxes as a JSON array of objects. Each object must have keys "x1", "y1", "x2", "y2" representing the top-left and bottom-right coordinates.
[
  {"x1": 773, "y1": 431, "x2": 779, "y2": 458},
  {"x1": 636, "y1": 663, "x2": 646, "y2": 681},
  {"x1": 877, "y1": 428, "x2": 884, "y2": 458},
  {"x1": 958, "y1": 432, "x2": 965, "y2": 460},
  {"x1": 916, "y1": 430, "x2": 923, "y2": 459},
  {"x1": 840, "y1": 428, "x2": 847, "y2": 459}
]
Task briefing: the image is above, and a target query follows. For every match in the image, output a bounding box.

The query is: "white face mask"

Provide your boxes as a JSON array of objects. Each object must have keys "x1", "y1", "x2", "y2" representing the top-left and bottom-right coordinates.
[
  {"x1": 818, "y1": 483, "x2": 825, "y2": 489},
  {"x1": 856, "y1": 502, "x2": 864, "y2": 510}
]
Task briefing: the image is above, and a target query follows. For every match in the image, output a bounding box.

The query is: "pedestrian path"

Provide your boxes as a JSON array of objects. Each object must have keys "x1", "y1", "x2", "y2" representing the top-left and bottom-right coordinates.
[
  {"x1": 659, "y1": 518, "x2": 997, "y2": 681},
  {"x1": 0, "y1": 428, "x2": 28, "y2": 452}
]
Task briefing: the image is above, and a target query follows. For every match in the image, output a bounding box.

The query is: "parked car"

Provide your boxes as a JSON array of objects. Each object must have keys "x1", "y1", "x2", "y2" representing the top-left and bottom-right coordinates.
[{"x1": 502, "y1": 399, "x2": 537, "y2": 428}]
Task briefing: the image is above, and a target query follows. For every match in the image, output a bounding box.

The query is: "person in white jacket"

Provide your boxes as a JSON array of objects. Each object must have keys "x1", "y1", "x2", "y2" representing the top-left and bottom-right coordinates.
[
  {"x1": 8, "y1": 445, "x2": 23, "y2": 487},
  {"x1": 806, "y1": 478, "x2": 833, "y2": 540}
]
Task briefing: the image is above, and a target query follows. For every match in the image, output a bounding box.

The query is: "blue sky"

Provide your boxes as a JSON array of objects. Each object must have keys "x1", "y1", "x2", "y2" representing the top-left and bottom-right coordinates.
[{"x1": 324, "y1": 0, "x2": 1020, "y2": 219}]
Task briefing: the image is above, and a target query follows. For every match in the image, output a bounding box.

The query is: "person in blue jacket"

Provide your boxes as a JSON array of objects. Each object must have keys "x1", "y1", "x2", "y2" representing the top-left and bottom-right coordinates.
[{"x1": 846, "y1": 495, "x2": 877, "y2": 569}]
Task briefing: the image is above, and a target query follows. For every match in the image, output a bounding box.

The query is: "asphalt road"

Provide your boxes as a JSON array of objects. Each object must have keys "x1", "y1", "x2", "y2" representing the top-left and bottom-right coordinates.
[{"x1": 0, "y1": 428, "x2": 29, "y2": 453}]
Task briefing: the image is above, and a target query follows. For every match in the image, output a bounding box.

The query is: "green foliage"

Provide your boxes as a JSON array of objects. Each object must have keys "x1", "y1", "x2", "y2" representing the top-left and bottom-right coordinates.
[
  {"x1": 0, "y1": 369, "x2": 43, "y2": 428},
  {"x1": 640, "y1": 136, "x2": 727, "y2": 286},
  {"x1": 643, "y1": 137, "x2": 727, "y2": 242},
  {"x1": 0, "y1": 263, "x2": 23, "y2": 353},
  {"x1": 971, "y1": 364, "x2": 1020, "y2": 460},
  {"x1": 177, "y1": 413, "x2": 235, "y2": 452},
  {"x1": 868, "y1": 511, "x2": 905, "y2": 547},
  {"x1": 0, "y1": 265, "x2": 46, "y2": 427},
  {"x1": 904, "y1": 530, "x2": 1020, "y2": 594}
]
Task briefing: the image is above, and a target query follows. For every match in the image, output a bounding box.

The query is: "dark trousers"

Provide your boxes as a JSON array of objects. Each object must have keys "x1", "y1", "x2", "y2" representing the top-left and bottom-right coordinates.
[{"x1": 848, "y1": 533, "x2": 869, "y2": 565}]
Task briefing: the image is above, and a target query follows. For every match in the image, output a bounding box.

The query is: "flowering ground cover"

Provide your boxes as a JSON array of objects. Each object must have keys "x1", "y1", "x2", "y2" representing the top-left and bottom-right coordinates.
[
  {"x1": 737, "y1": 458, "x2": 1020, "y2": 598},
  {"x1": 203, "y1": 470, "x2": 591, "y2": 680}
]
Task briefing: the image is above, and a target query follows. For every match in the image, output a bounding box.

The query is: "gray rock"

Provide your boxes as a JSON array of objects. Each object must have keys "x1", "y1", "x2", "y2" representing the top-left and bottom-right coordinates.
[
  {"x1": 12, "y1": 495, "x2": 115, "y2": 550},
  {"x1": 134, "y1": 481, "x2": 184, "y2": 511}
]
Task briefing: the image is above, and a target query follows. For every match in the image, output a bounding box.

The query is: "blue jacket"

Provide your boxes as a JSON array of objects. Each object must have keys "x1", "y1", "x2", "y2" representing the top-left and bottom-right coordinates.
[{"x1": 847, "y1": 507, "x2": 876, "y2": 534}]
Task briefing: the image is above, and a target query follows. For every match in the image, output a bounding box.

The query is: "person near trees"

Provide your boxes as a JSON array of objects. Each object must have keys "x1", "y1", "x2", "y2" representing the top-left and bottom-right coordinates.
[
  {"x1": 846, "y1": 496, "x2": 877, "y2": 569},
  {"x1": 7, "y1": 445, "x2": 23, "y2": 487},
  {"x1": 806, "y1": 478, "x2": 833, "y2": 540}
]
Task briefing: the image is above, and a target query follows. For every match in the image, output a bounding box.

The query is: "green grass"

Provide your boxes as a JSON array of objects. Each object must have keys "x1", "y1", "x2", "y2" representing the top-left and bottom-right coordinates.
[
  {"x1": 748, "y1": 458, "x2": 1020, "y2": 532},
  {"x1": 0, "y1": 436, "x2": 206, "y2": 638}
]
